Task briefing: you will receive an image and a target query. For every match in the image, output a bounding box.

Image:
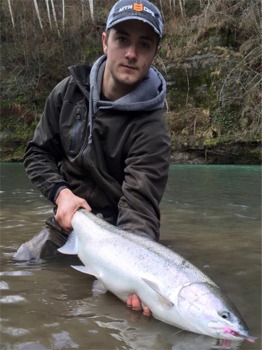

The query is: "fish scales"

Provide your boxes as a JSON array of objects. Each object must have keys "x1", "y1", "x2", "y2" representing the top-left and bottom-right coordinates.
[
  {"x1": 86, "y1": 212, "x2": 214, "y2": 282},
  {"x1": 81, "y1": 212, "x2": 216, "y2": 293}
]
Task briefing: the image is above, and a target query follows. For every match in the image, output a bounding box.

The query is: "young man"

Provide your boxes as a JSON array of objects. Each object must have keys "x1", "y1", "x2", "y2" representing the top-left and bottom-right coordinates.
[{"x1": 16, "y1": 0, "x2": 170, "y2": 316}]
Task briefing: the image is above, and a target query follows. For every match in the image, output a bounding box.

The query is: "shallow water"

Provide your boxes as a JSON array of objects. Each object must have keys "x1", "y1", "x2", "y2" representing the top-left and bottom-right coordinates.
[{"x1": 0, "y1": 163, "x2": 261, "y2": 350}]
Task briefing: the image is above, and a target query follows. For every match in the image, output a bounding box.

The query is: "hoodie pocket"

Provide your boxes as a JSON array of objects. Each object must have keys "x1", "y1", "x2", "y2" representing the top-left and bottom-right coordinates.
[{"x1": 61, "y1": 99, "x2": 88, "y2": 157}]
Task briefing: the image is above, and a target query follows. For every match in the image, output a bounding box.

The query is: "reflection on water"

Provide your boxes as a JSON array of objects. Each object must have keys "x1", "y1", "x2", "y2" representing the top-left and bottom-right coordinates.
[{"x1": 0, "y1": 163, "x2": 261, "y2": 350}]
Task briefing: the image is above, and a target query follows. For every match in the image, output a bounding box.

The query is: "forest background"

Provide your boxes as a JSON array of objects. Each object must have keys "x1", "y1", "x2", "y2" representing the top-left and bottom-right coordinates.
[{"x1": 1, "y1": 0, "x2": 261, "y2": 164}]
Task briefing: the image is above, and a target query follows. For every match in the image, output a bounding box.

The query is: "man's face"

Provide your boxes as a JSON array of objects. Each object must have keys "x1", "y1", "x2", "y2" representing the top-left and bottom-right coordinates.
[{"x1": 102, "y1": 19, "x2": 159, "y2": 96}]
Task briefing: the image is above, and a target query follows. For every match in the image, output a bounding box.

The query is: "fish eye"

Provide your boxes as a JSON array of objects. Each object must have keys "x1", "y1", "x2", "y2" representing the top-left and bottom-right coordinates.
[{"x1": 219, "y1": 311, "x2": 230, "y2": 319}]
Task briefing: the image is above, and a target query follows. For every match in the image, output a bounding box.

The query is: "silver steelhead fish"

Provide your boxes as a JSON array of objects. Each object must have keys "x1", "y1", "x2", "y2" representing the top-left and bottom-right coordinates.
[{"x1": 58, "y1": 209, "x2": 255, "y2": 342}]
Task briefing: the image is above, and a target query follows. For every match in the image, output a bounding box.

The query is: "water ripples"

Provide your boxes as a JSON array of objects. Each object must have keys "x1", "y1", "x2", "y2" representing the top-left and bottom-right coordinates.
[
  {"x1": 0, "y1": 281, "x2": 9, "y2": 290},
  {"x1": 0, "y1": 271, "x2": 33, "y2": 277},
  {"x1": 0, "y1": 295, "x2": 26, "y2": 304},
  {"x1": 1, "y1": 326, "x2": 30, "y2": 336}
]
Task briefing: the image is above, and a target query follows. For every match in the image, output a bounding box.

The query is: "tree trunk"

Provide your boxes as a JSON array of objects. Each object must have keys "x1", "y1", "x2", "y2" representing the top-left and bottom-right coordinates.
[
  {"x1": 7, "y1": 0, "x2": 15, "y2": 28},
  {"x1": 33, "y1": 0, "x2": 43, "y2": 31}
]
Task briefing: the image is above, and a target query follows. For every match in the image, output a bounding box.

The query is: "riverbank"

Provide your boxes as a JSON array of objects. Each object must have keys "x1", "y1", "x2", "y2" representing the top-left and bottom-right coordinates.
[
  {"x1": 1, "y1": 141, "x2": 260, "y2": 165},
  {"x1": 172, "y1": 142, "x2": 261, "y2": 165}
]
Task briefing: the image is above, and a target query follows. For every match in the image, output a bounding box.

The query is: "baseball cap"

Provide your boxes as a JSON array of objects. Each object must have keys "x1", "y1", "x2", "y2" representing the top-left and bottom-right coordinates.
[{"x1": 106, "y1": 0, "x2": 163, "y2": 38}]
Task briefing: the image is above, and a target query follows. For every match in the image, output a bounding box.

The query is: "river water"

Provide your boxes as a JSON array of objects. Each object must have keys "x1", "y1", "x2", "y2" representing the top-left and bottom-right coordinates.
[{"x1": 0, "y1": 163, "x2": 261, "y2": 350}]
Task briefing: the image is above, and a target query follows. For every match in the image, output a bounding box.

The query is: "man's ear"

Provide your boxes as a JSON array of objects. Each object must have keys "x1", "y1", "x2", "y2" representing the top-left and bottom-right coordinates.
[{"x1": 102, "y1": 32, "x2": 108, "y2": 55}]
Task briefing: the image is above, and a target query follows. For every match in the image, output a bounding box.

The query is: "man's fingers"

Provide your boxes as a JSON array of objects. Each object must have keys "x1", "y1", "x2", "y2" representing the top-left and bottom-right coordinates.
[
  {"x1": 55, "y1": 212, "x2": 72, "y2": 232},
  {"x1": 126, "y1": 294, "x2": 151, "y2": 316},
  {"x1": 143, "y1": 306, "x2": 152, "y2": 317},
  {"x1": 126, "y1": 294, "x2": 133, "y2": 308},
  {"x1": 130, "y1": 294, "x2": 142, "y2": 311},
  {"x1": 54, "y1": 189, "x2": 91, "y2": 231}
]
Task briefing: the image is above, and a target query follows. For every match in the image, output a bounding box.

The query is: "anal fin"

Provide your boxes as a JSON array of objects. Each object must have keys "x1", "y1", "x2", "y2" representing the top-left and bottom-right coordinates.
[{"x1": 92, "y1": 279, "x2": 108, "y2": 296}]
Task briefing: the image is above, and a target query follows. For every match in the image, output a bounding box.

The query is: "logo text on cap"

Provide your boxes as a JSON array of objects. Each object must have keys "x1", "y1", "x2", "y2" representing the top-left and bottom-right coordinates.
[{"x1": 118, "y1": 4, "x2": 155, "y2": 17}]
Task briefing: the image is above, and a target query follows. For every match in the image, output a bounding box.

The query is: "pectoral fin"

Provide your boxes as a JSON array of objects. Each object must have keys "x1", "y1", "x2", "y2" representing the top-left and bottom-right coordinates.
[{"x1": 142, "y1": 277, "x2": 174, "y2": 309}]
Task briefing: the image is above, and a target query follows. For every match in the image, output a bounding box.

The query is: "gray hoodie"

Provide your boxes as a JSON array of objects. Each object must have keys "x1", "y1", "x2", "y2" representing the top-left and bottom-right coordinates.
[{"x1": 88, "y1": 55, "x2": 166, "y2": 142}]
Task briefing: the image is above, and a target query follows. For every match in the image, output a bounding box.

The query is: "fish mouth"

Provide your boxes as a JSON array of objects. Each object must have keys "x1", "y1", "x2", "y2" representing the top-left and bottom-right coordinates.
[{"x1": 222, "y1": 327, "x2": 256, "y2": 343}]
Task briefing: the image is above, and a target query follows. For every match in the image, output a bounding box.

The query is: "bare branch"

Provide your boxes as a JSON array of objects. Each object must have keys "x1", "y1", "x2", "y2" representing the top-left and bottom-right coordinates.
[
  {"x1": 50, "y1": 0, "x2": 61, "y2": 37},
  {"x1": 7, "y1": 0, "x2": 15, "y2": 28},
  {"x1": 62, "y1": 0, "x2": 65, "y2": 30},
  {"x1": 45, "y1": 0, "x2": 52, "y2": 29},
  {"x1": 89, "y1": 0, "x2": 94, "y2": 22},
  {"x1": 33, "y1": 0, "x2": 43, "y2": 31}
]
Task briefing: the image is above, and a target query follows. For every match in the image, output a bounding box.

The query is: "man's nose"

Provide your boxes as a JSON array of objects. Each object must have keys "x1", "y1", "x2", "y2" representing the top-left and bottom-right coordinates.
[{"x1": 125, "y1": 45, "x2": 137, "y2": 60}]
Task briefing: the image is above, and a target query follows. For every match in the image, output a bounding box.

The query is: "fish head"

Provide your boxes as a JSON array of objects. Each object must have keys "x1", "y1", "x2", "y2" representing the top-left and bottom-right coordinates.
[{"x1": 177, "y1": 282, "x2": 254, "y2": 342}]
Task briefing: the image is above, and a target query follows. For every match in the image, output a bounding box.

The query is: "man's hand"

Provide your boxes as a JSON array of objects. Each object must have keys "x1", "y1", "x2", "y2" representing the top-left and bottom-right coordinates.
[
  {"x1": 55, "y1": 188, "x2": 91, "y2": 232},
  {"x1": 127, "y1": 294, "x2": 152, "y2": 317}
]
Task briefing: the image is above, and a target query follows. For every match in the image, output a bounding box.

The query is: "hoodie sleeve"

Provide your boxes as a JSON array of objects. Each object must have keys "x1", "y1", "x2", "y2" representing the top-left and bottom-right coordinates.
[{"x1": 116, "y1": 110, "x2": 171, "y2": 241}]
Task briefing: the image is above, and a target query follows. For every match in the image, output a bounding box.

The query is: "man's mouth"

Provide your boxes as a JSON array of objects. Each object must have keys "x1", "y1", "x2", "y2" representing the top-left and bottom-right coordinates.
[{"x1": 121, "y1": 64, "x2": 137, "y2": 70}]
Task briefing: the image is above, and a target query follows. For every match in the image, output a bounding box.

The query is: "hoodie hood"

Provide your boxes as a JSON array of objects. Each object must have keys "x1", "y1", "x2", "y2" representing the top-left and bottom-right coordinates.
[
  {"x1": 89, "y1": 55, "x2": 166, "y2": 113},
  {"x1": 71, "y1": 55, "x2": 166, "y2": 144}
]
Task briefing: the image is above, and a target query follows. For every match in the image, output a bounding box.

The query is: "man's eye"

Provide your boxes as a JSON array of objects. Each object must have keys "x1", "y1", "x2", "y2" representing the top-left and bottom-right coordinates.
[
  {"x1": 117, "y1": 37, "x2": 128, "y2": 44},
  {"x1": 142, "y1": 42, "x2": 150, "y2": 49},
  {"x1": 141, "y1": 42, "x2": 152, "y2": 50}
]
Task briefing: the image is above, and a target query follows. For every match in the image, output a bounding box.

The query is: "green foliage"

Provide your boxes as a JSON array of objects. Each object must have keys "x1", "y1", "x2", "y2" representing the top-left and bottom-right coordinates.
[
  {"x1": 213, "y1": 108, "x2": 239, "y2": 133},
  {"x1": 0, "y1": 112, "x2": 38, "y2": 161}
]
